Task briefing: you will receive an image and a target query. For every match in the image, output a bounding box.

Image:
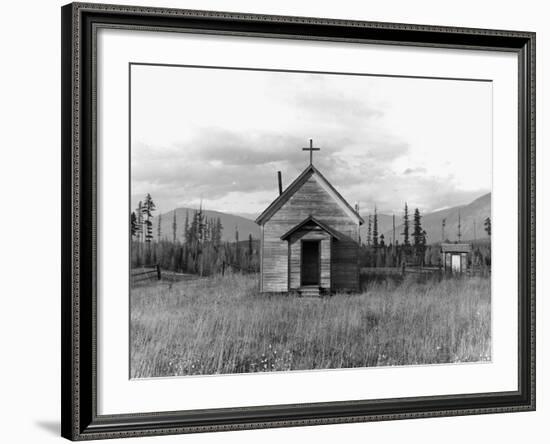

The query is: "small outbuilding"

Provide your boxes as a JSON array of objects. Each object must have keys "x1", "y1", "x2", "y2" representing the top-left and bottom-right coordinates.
[
  {"x1": 255, "y1": 160, "x2": 364, "y2": 296},
  {"x1": 441, "y1": 243, "x2": 472, "y2": 273}
]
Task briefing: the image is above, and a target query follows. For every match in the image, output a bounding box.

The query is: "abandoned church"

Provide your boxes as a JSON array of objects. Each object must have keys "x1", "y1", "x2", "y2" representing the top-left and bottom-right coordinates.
[{"x1": 255, "y1": 141, "x2": 364, "y2": 296}]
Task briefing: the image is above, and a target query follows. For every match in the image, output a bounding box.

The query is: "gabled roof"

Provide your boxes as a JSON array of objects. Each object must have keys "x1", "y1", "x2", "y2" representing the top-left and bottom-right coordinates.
[
  {"x1": 280, "y1": 215, "x2": 343, "y2": 241},
  {"x1": 255, "y1": 164, "x2": 364, "y2": 226},
  {"x1": 441, "y1": 243, "x2": 472, "y2": 253}
]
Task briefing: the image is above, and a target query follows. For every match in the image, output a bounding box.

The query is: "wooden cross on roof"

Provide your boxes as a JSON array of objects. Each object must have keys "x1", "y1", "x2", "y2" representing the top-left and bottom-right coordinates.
[{"x1": 302, "y1": 138, "x2": 320, "y2": 165}]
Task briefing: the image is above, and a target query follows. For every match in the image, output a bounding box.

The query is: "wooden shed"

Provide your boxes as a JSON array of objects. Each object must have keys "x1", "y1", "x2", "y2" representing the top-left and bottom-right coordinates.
[
  {"x1": 255, "y1": 164, "x2": 364, "y2": 296},
  {"x1": 441, "y1": 243, "x2": 472, "y2": 273}
]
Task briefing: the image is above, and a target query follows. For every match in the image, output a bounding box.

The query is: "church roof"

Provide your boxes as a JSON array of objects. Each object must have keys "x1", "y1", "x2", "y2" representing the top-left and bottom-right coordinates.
[
  {"x1": 280, "y1": 215, "x2": 344, "y2": 241},
  {"x1": 255, "y1": 164, "x2": 364, "y2": 226}
]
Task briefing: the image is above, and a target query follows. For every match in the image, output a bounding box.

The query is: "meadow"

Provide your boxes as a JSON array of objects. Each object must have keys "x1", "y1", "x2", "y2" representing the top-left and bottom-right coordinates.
[{"x1": 130, "y1": 272, "x2": 491, "y2": 378}]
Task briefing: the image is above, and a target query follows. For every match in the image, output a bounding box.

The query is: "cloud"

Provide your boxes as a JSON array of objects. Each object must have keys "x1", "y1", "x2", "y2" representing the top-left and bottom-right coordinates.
[
  {"x1": 130, "y1": 66, "x2": 491, "y2": 215},
  {"x1": 183, "y1": 130, "x2": 310, "y2": 166},
  {"x1": 403, "y1": 167, "x2": 427, "y2": 175},
  {"x1": 131, "y1": 124, "x2": 413, "y2": 213},
  {"x1": 293, "y1": 90, "x2": 383, "y2": 123},
  {"x1": 132, "y1": 133, "x2": 487, "y2": 214},
  {"x1": 348, "y1": 173, "x2": 489, "y2": 214}
]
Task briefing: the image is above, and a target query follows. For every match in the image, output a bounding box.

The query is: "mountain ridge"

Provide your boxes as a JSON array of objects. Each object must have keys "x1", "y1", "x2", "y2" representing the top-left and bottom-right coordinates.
[
  {"x1": 365, "y1": 193, "x2": 491, "y2": 244},
  {"x1": 150, "y1": 193, "x2": 490, "y2": 245}
]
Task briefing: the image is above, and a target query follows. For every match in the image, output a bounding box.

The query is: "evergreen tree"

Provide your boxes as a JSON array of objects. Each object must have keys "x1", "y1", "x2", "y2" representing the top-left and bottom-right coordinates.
[
  {"x1": 142, "y1": 193, "x2": 156, "y2": 243},
  {"x1": 373, "y1": 206, "x2": 379, "y2": 247},
  {"x1": 130, "y1": 212, "x2": 137, "y2": 239},
  {"x1": 402, "y1": 202, "x2": 410, "y2": 246},
  {"x1": 189, "y1": 210, "x2": 200, "y2": 246},
  {"x1": 188, "y1": 208, "x2": 205, "y2": 274},
  {"x1": 212, "y1": 217, "x2": 222, "y2": 248},
  {"x1": 412, "y1": 208, "x2": 425, "y2": 262},
  {"x1": 366, "y1": 214, "x2": 372, "y2": 247},
  {"x1": 484, "y1": 217, "x2": 491, "y2": 236},
  {"x1": 172, "y1": 211, "x2": 177, "y2": 243},
  {"x1": 412, "y1": 208, "x2": 422, "y2": 247}
]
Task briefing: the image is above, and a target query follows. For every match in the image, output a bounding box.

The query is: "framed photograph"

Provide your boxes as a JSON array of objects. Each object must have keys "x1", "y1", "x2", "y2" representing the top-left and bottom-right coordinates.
[{"x1": 61, "y1": 2, "x2": 536, "y2": 440}]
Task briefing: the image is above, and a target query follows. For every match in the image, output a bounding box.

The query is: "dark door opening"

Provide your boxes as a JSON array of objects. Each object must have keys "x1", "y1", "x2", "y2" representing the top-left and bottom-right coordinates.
[{"x1": 301, "y1": 240, "x2": 320, "y2": 286}]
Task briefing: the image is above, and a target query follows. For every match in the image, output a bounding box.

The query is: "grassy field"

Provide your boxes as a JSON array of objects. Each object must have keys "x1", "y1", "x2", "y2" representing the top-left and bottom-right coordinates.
[{"x1": 130, "y1": 273, "x2": 491, "y2": 378}]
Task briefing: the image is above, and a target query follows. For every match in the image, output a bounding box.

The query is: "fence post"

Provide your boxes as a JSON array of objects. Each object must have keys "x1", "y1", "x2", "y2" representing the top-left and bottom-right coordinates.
[
  {"x1": 156, "y1": 264, "x2": 161, "y2": 280},
  {"x1": 401, "y1": 262, "x2": 405, "y2": 276},
  {"x1": 222, "y1": 261, "x2": 225, "y2": 276}
]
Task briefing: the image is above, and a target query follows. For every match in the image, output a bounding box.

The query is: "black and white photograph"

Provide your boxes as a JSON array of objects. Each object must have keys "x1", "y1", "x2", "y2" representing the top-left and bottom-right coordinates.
[{"x1": 129, "y1": 65, "x2": 493, "y2": 379}]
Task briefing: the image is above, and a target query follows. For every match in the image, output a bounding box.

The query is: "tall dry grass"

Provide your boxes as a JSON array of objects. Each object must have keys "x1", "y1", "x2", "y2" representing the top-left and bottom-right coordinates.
[{"x1": 130, "y1": 273, "x2": 490, "y2": 378}]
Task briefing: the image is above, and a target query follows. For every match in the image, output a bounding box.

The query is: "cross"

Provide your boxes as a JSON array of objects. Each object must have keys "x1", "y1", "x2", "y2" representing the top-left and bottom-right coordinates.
[{"x1": 302, "y1": 138, "x2": 320, "y2": 165}]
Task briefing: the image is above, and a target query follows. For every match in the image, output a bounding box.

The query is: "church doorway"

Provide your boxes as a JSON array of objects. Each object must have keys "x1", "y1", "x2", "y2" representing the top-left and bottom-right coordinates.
[{"x1": 301, "y1": 240, "x2": 320, "y2": 286}]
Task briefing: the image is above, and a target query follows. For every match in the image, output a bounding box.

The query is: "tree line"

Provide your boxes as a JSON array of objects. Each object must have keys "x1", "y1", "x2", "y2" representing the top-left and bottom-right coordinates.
[
  {"x1": 131, "y1": 194, "x2": 259, "y2": 276},
  {"x1": 360, "y1": 203, "x2": 491, "y2": 269},
  {"x1": 362, "y1": 204, "x2": 427, "y2": 266}
]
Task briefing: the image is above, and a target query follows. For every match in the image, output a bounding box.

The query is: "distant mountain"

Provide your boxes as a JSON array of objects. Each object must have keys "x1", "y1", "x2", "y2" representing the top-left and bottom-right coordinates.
[
  {"x1": 361, "y1": 193, "x2": 491, "y2": 245},
  {"x1": 152, "y1": 193, "x2": 490, "y2": 245},
  {"x1": 152, "y1": 208, "x2": 260, "y2": 243}
]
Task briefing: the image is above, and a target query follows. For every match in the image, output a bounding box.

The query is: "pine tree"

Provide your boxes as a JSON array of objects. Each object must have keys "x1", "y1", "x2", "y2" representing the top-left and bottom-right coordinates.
[
  {"x1": 172, "y1": 211, "x2": 177, "y2": 243},
  {"x1": 197, "y1": 203, "x2": 205, "y2": 244},
  {"x1": 484, "y1": 217, "x2": 491, "y2": 236},
  {"x1": 188, "y1": 209, "x2": 204, "y2": 274},
  {"x1": 130, "y1": 212, "x2": 137, "y2": 239},
  {"x1": 412, "y1": 208, "x2": 423, "y2": 247},
  {"x1": 412, "y1": 208, "x2": 425, "y2": 263},
  {"x1": 372, "y1": 206, "x2": 379, "y2": 247},
  {"x1": 212, "y1": 217, "x2": 222, "y2": 248},
  {"x1": 402, "y1": 202, "x2": 410, "y2": 246},
  {"x1": 142, "y1": 193, "x2": 156, "y2": 243},
  {"x1": 366, "y1": 215, "x2": 372, "y2": 247}
]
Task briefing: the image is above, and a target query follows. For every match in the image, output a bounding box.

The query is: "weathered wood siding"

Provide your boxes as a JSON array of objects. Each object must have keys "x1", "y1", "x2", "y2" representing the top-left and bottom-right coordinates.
[
  {"x1": 320, "y1": 237, "x2": 331, "y2": 289},
  {"x1": 288, "y1": 230, "x2": 331, "y2": 290},
  {"x1": 261, "y1": 175, "x2": 360, "y2": 292}
]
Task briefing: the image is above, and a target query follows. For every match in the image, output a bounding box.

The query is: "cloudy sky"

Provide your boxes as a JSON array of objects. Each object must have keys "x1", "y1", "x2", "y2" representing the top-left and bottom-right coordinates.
[{"x1": 131, "y1": 64, "x2": 492, "y2": 217}]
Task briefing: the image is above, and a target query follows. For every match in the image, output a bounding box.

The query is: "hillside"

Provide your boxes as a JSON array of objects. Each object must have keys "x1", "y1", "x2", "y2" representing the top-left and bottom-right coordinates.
[
  {"x1": 362, "y1": 193, "x2": 491, "y2": 245},
  {"x1": 152, "y1": 208, "x2": 260, "y2": 242}
]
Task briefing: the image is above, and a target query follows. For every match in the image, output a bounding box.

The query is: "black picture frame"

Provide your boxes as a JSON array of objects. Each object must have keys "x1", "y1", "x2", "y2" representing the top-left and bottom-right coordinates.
[{"x1": 61, "y1": 2, "x2": 536, "y2": 440}]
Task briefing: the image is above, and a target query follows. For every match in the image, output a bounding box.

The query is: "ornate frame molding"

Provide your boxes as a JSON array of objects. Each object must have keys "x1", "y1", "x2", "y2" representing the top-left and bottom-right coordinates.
[{"x1": 61, "y1": 2, "x2": 535, "y2": 440}]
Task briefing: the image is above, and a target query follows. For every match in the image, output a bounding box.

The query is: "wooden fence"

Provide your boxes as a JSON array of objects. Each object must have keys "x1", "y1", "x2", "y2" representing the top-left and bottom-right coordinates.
[
  {"x1": 362, "y1": 264, "x2": 441, "y2": 276},
  {"x1": 361, "y1": 264, "x2": 489, "y2": 277},
  {"x1": 131, "y1": 264, "x2": 161, "y2": 283}
]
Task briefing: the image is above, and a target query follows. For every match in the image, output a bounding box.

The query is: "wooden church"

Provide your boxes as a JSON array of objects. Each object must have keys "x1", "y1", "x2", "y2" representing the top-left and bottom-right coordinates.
[{"x1": 255, "y1": 141, "x2": 364, "y2": 296}]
